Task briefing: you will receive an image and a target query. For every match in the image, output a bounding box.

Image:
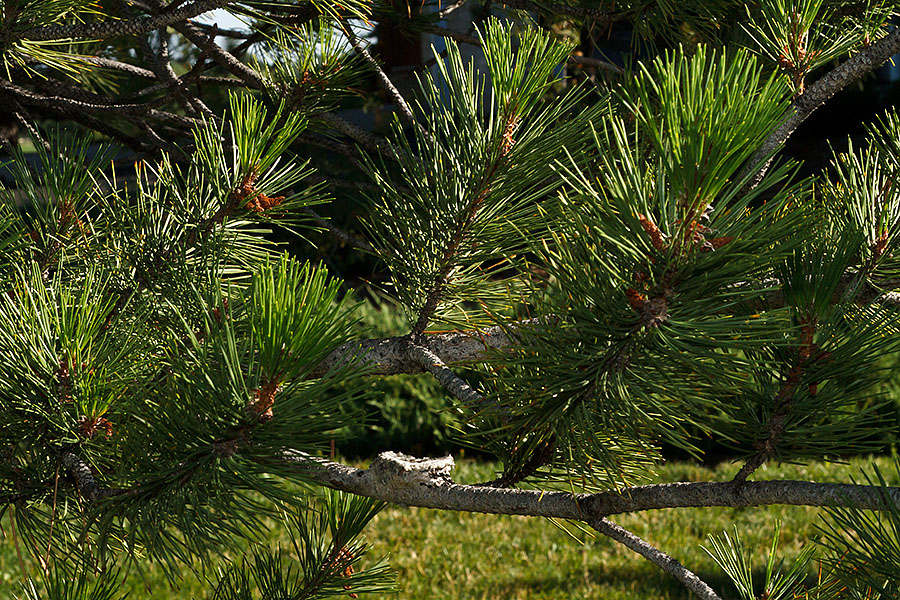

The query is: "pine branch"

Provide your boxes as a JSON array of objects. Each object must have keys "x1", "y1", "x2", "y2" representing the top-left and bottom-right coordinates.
[
  {"x1": 422, "y1": 24, "x2": 622, "y2": 73},
  {"x1": 569, "y1": 53, "x2": 624, "y2": 74},
  {"x1": 21, "y1": 0, "x2": 231, "y2": 42},
  {"x1": 343, "y1": 28, "x2": 434, "y2": 145},
  {"x1": 0, "y1": 78, "x2": 203, "y2": 129},
  {"x1": 300, "y1": 207, "x2": 375, "y2": 253},
  {"x1": 310, "y1": 318, "x2": 551, "y2": 377},
  {"x1": 316, "y1": 111, "x2": 398, "y2": 158},
  {"x1": 742, "y1": 27, "x2": 900, "y2": 190},
  {"x1": 310, "y1": 269, "x2": 900, "y2": 381},
  {"x1": 437, "y1": 0, "x2": 471, "y2": 19},
  {"x1": 167, "y1": 16, "x2": 266, "y2": 89},
  {"x1": 497, "y1": 0, "x2": 617, "y2": 20},
  {"x1": 142, "y1": 29, "x2": 212, "y2": 117},
  {"x1": 60, "y1": 452, "x2": 128, "y2": 502},
  {"x1": 284, "y1": 451, "x2": 900, "y2": 516},
  {"x1": 592, "y1": 517, "x2": 722, "y2": 600},
  {"x1": 79, "y1": 56, "x2": 157, "y2": 79}
]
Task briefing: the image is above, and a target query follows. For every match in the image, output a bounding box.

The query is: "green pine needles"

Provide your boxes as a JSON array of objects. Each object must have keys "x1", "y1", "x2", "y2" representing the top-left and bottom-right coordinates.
[{"x1": 4, "y1": 2, "x2": 900, "y2": 599}]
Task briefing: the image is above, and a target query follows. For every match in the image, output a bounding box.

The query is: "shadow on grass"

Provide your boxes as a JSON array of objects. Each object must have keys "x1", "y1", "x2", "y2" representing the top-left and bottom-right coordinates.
[
  {"x1": 459, "y1": 563, "x2": 738, "y2": 599},
  {"x1": 472, "y1": 562, "x2": 826, "y2": 600}
]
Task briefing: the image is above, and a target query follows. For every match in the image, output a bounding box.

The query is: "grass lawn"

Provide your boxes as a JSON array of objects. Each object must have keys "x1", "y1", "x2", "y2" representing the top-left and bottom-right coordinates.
[{"x1": 1, "y1": 455, "x2": 896, "y2": 598}]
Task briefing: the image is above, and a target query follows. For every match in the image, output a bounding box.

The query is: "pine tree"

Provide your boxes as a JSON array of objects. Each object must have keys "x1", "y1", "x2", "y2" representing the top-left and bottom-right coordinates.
[{"x1": 3, "y1": 1, "x2": 900, "y2": 598}]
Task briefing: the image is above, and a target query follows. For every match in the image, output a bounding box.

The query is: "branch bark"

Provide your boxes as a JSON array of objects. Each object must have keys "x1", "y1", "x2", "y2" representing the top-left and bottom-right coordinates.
[
  {"x1": 592, "y1": 518, "x2": 722, "y2": 600},
  {"x1": 285, "y1": 451, "x2": 900, "y2": 518},
  {"x1": 60, "y1": 452, "x2": 127, "y2": 502},
  {"x1": 310, "y1": 319, "x2": 547, "y2": 377},
  {"x1": 406, "y1": 343, "x2": 485, "y2": 406}
]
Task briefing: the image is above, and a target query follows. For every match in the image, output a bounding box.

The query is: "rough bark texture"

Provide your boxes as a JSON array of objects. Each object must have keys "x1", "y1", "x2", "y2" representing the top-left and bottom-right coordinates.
[
  {"x1": 284, "y1": 451, "x2": 900, "y2": 519},
  {"x1": 311, "y1": 319, "x2": 543, "y2": 377}
]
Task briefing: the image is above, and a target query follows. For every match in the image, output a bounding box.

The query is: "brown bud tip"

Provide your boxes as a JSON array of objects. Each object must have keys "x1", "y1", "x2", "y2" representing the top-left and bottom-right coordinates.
[{"x1": 626, "y1": 288, "x2": 647, "y2": 312}]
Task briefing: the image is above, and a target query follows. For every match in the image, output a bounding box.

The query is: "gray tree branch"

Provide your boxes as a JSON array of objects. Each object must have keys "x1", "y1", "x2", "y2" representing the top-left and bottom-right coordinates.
[
  {"x1": 311, "y1": 319, "x2": 546, "y2": 378},
  {"x1": 285, "y1": 451, "x2": 900, "y2": 518},
  {"x1": 406, "y1": 343, "x2": 485, "y2": 406},
  {"x1": 592, "y1": 517, "x2": 723, "y2": 600}
]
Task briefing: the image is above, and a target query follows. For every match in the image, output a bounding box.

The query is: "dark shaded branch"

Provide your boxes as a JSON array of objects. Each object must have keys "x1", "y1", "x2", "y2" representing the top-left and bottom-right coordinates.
[
  {"x1": 344, "y1": 29, "x2": 432, "y2": 143},
  {"x1": 60, "y1": 452, "x2": 127, "y2": 502},
  {"x1": 80, "y1": 56, "x2": 156, "y2": 78},
  {"x1": 169, "y1": 18, "x2": 264, "y2": 89},
  {"x1": 498, "y1": 0, "x2": 617, "y2": 20},
  {"x1": 22, "y1": 0, "x2": 230, "y2": 41},
  {"x1": 0, "y1": 78, "x2": 203, "y2": 130},
  {"x1": 422, "y1": 24, "x2": 622, "y2": 73},
  {"x1": 437, "y1": 0, "x2": 470, "y2": 19},
  {"x1": 316, "y1": 112, "x2": 398, "y2": 158},
  {"x1": 300, "y1": 207, "x2": 374, "y2": 253},
  {"x1": 592, "y1": 518, "x2": 722, "y2": 600},
  {"x1": 569, "y1": 53, "x2": 624, "y2": 74}
]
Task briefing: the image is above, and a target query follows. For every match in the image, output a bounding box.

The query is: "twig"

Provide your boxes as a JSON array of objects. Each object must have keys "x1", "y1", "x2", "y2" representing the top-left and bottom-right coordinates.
[
  {"x1": 742, "y1": 27, "x2": 900, "y2": 190},
  {"x1": 171, "y1": 18, "x2": 265, "y2": 89},
  {"x1": 423, "y1": 24, "x2": 622, "y2": 73},
  {"x1": 421, "y1": 24, "x2": 481, "y2": 45},
  {"x1": 568, "y1": 53, "x2": 623, "y2": 74},
  {"x1": 60, "y1": 452, "x2": 127, "y2": 502},
  {"x1": 11, "y1": 102, "x2": 51, "y2": 154},
  {"x1": 79, "y1": 56, "x2": 157, "y2": 79},
  {"x1": 406, "y1": 343, "x2": 484, "y2": 406},
  {"x1": 498, "y1": 0, "x2": 617, "y2": 20},
  {"x1": 592, "y1": 517, "x2": 723, "y2": 600},
  {"x1": 142, "y1": 29, "x2": 211, "y2": 117},
  {"x1": 438, "y1": 0, "x2": 470, "y2": 19},
  {"x1": 316, "y1": 112, "x2": 398, "y2": 158},
  {"x1": 343, "y1": 28, "x2": 433, "y2": 143},
  {"x1": 300, "y1": 207, "x2": 375, "y2": 252}
]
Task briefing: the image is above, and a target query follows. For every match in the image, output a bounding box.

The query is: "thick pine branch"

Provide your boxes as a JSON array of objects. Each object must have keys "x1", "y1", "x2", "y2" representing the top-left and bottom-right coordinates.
[
  {"x1": 311, "y1": 319, "x2": 549, "y2": 377},
  {"x1": 285, "y1": 452, "x2": 900, "y2": 517}
]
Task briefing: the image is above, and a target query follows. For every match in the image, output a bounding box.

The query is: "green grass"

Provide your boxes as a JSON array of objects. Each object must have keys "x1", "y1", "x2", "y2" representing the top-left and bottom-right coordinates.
[{"x1": 1, "y1": 456, "x2": 897, "y2": 599}]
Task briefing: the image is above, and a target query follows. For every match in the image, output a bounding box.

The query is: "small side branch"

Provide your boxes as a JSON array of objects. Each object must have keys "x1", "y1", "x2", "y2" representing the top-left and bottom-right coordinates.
[
  {"x1": 422, "y1": 24, "x2": 622, "y2": 73},
  {"x1": 498, "y1": 0, "x2": 617, "y2": 20},
  {"x1": 317, "y1": 112, "x2": 398, "y2": 158},
  {"x1": 743, "y1": 27, "x2": 900, "y2": 189},
  {"x1": 344, "y1": 29, "x2": 432, "y2": 143},
  {"x1": 592, "y1": 518, "x2": 722, "y2": 600},
  {"x1": 300, "y1": 207, "x2": 374, "y2": 253},
  {"x1": 60, "y1": 452, "x2": 127, "y2": 502},
  {"x1": 406, "y1": 343, "x2": 484, "y2": 406}
]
